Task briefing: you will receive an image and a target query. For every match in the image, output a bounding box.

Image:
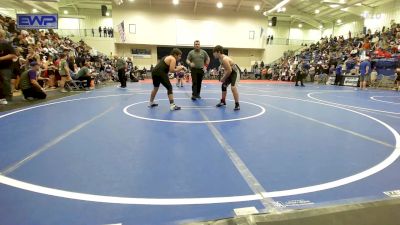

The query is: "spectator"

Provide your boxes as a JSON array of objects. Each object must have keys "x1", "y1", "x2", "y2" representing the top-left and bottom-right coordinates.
[
  {"x1": 254, "y1": 67, "x2": 261, "y2": 79},
  {"x1": 334, "y1": 63, "x2": 343, "y2": 85},
  {"x1": 68, "y1": 55, "x2": 77, "y2": 78},
  {"x1": 295, "y1": 67, "x2": 305, "y2": 87},
  {"x1": 115, "y1": 56, "x2": 127, "y2": 88},
  {"x1": 11, "y1": 47, "x2": 24, "y2": 93},
  {"x1": 98, "y1": 26, "x2": 102, "y2": 37},
  {"x1": 309, "y1": 64, "x2": 315, "y2": 82},
  {"x1": 359, "y1": 57, "x2": 371, "y2": 90},
  {"x1": 395, "y1": 66, "x2": 400, "y2": 91},
  {"x1": 362, "y1": 38, "x2": 371, "y2": 50},
  {"x1": 75, "y1": 61, "x2": 94, "y2": 90},
  {"x1": 19, "y1": 61, "x2": 46, "y2": 100},
  {"x1": 58, "y1": 53, "x2": 72, "y2": 92},
  {"x1": 126, "y1": 57, "x2": 134, "y2": 81},
  {"x1": 267, "y1": 66, "x2": 273, "y2": 80},
  {"x1": 0, "y1": 29, "x2": 16, "y2": 104},
  {"x1": 44, "y1": 55, "x2": 57, "y2": 88},
  {"x1": 261, "y1": 67, "x2": 267, "y2": 79}
]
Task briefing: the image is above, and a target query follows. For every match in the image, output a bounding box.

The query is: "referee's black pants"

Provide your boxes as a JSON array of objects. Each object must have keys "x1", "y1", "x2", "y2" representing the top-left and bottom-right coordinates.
[
  {"x1": 118, "y1": 68, "x2": 126, "y2": 87},
  {"x1": 191, "y1": 68, "x2": 204, "y2": 97}
]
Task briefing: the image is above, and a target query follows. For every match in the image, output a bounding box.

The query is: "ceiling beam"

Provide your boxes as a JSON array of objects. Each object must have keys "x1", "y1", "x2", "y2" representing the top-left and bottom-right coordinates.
[
  {"x1": 291, "y1": 14, "x2": 321, "y2": 29},
  {"x1": 316, "y1": 0, "x2": 364, "y2": 19},
  {"x1": 261, "y1": 0, "x2": 274, "y2": 7},
  {"x1": 22, "y1": 0, "x2": 54, "y2": 13},
  {"x1": 2, "y1": 1, "x2": 31, "y2": 13},
  {"x1": 40, "y1": 1, "x2": 59, "y2": 12},
  {"x1": 193, "y1": 0, "x2": 198, "y2": 13},
  {"x1": 235, "y1": 0, "x2": 243, "y2": 12},
  {"x1": 149, "y1": 0, "x2": 152, "y2": 8}
]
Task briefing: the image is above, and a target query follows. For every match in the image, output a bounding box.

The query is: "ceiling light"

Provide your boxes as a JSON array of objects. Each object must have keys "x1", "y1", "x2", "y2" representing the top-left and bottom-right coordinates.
[
  {"x1": 172, "y1": 0, "x2": 179, "y2": 5},
  {"x1": 63, "y1": 10, "x2": 68, "y2": 14},
  {"x1": 268, "y1": 0, "x2": 290, "y2": 13},
  {"x1": 340, "y1": 8, "x2": 348, "y2": 11},
  {"x1": 254, "y1": 5, "x2": 260, "y2": 11},
  {"x1": 281, "y1": 7, "x2": 286, "y2": 12},
  {"x1": 355, "y1": 3, "x2": 362, "y2": 6},
  {"x1": 330, "y1": 4, "x2": 340, "y2": 8},
  {"x1": 263, "y1": 11, "x2": 268, "y2": 16},
  {"x1": 268, "y1": 22, "x2": 272, "y2": 26},
  {"x1": 298, "y1": 24, "x2": 303, "y2": 28},
  {"x1": 106, "y1": 12, "x2": 110, "y2": 16},
  {"x1": 339, "y1": 0, "x2": 346, "y2": 3},
  {"x1": 32, "y1": 8, "x2": 38, "y2": 13},
  {"x1": 337, "y1": 19, "x2": 342, "y2": 23},
  {"x1": 315, "y1": 9, "x2": 320, "y2": 14},
  {"x1": 217, "y1": 2, "x2": 223, "y2": 8},
  {"x1": 319, "y1": 25, "x2": 323, "y2": 29}
]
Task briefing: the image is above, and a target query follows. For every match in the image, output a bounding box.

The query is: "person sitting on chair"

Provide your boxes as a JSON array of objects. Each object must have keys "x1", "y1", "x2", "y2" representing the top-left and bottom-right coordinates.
[{"x1": 76, "y1": 61, "x2": 94, "y2": 90}]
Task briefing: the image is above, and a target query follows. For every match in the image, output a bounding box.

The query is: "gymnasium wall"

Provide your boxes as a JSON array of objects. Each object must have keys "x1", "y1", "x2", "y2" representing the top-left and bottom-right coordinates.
[
  {"x1": 0, "y1": 8, "x2": 17, "y2": 18},
  {"x1": 112, "y1": 4, "x2": 321, "y2": 47},
  {"x1": 262, "y1": 45, "x2": 304, "y2": 64},
  {"x1": 58, "y1": 8, "x2": 113, "y2": 31},
  {"x1": 112, "y1": 4, "x2": 267, "y2": 49},
  {"x1": 78, "y1": 8, "x2": 113, "y2": 30},
  {"x1": 69, "y1": 37, "x2": 116, "y2": 56},
  {"x1": 365, "y1": 0, "x2": 400, "y2": 32},
  {"x1": 334, "y1": 20, "x2": 364, "y2": 37}
]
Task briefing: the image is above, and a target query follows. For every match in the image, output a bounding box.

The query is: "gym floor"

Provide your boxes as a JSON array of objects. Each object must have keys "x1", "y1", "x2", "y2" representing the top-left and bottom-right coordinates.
[{"x1": 0, "y1": 81, "x2": 399, "y2": 225}]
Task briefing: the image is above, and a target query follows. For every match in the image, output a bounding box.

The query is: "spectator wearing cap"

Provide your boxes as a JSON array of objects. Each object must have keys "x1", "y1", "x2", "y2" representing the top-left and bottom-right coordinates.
[
  {"x1": 0, "y1": 29, "x2": 17, "y2": 105},
  {"x1": 20, "y1": 61, "x2": 46, "y2": 100}
]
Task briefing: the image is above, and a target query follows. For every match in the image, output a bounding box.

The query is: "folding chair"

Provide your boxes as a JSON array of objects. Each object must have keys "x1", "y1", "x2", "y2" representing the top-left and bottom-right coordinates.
[{"x1": 65, "y1": 79, "x2": 84, "y2": 91}]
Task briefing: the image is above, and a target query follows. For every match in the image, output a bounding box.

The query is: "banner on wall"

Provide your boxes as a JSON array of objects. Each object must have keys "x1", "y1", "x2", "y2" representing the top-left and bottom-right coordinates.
[
  {"x1": 17, "y1": 14, "x2": 58, "y2": 29},
  {"x1": 117, "y1": 20, "x2": 126, "y2": 43},
  {"x1": 343, "y1": 76, "x2": 359, "y2": 87}
]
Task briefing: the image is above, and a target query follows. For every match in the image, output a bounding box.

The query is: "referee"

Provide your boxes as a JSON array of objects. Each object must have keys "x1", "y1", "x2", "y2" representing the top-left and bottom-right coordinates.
[{"x1": 186, "y1": 40, "x2": 210, "y2": 100}]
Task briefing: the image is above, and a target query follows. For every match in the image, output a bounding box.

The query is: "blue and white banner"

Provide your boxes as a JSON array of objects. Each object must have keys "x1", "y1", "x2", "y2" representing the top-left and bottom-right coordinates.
[
  {"x1": 17, "y1": 14, "x2": 58, "y2": 29},
  {"x1": 343, "y1": 76, "x2": 359, "y2": 87}
]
